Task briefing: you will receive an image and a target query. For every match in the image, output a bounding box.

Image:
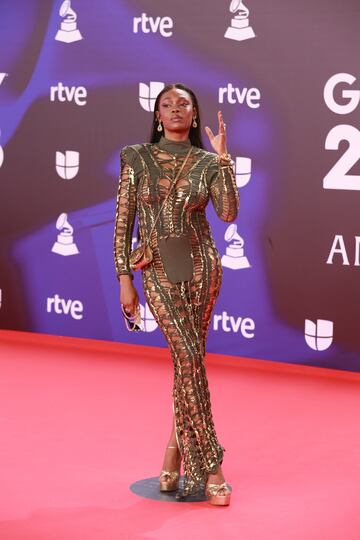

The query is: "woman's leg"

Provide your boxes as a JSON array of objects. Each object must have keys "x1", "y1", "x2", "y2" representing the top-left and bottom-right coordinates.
[
  {"x1": 142, "y1": 236, "x2": 227, "y2": 496},
  {"x1": 161, "y1": 412, "x2": 227, "y2": 491},
  {"x1": 207, "y1": 465, "x2": 226, "y2": 484},
  {"x1": 143, "y1": 274, "x2": 224, "y2": 496},
  {"x1": 161, "y1": 411, "x2": 181, "y2": 472}
]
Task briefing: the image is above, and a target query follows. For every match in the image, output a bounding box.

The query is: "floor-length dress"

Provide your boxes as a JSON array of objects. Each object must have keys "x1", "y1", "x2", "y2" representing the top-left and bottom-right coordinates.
[{"x1": 113, "y1": 135, "x2": 239, "y2": 496}]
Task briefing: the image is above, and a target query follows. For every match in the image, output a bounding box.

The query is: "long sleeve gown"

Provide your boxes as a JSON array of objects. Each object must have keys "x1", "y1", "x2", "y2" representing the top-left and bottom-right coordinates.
[{"x1": 113, "y1": 135, "x2": 240, "y2": 497}]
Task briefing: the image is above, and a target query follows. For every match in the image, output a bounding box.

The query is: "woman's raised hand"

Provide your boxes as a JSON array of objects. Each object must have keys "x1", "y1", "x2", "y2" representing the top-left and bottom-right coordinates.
[{"x1": 204, "y1": 111, "x2": 228, "y2": 155}]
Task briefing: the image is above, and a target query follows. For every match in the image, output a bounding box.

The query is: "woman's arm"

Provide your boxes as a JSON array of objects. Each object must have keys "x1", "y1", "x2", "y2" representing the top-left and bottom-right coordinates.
[
  {"x1": 204, "y1": 110, "x2": 240, "y2": 222},
  {"x1": 113, "y1": 146, "x2": 139, "y2": 281},
  {"x1": 207, "y1": 156, "x2": 240, "y2": 222}
]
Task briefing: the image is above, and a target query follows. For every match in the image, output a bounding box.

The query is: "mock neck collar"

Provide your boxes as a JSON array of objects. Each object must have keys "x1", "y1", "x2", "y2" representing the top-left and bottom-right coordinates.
[{"x1": 156, "y1": 135, "x2": 192, "y2": 154}]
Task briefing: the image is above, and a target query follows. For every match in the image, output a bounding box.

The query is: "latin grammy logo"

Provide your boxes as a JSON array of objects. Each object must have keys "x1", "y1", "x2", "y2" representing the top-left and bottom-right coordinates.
[
  {"x1": 51, "y1": 213, "x2": 79, "y2": 256},
  {"x1": 224, "y1": 0, "x2": 256, "y2": 42},
  {"x1": 55, "y1": 0, "x2": 83, "y2": 43},
  {"x1": 221, "y1": 224, "x2": 250, "y2": 270}
]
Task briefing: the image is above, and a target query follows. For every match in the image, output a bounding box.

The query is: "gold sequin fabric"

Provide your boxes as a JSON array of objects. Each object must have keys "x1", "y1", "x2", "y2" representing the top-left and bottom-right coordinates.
[{"x1": 113, "y1": 136, "x2": 240, "y2": 497}]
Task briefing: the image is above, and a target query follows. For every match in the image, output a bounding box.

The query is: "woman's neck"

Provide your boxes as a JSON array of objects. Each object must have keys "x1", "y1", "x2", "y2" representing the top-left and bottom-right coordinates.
[{"x1": 163, "y1": 131, "x2": 190, "y2": 142}]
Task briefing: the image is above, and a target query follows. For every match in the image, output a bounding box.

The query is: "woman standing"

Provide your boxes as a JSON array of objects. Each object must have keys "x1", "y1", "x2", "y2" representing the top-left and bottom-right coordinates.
[{"x1": 113, "y1": 83, "x2": 239, "y2": 505}]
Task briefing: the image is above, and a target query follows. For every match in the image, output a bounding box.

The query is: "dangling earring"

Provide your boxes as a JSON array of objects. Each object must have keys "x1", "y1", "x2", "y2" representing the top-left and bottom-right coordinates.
[
  {"x1": 157, "y1": 120, "x2": 163, "y2": 132},
  {"x1": 192, "y1": 117, "x2": 197, "y2": 128}
]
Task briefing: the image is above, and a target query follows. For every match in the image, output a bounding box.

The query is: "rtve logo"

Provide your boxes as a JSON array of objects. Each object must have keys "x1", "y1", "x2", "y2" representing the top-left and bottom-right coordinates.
[
  {"x1": 133, "y1": 13, "x2": 173, "y2": 37},
  {"x1": 213, "y1": 311, "x2": 255, "y2": 338},
  {"x1": 139, "y1": 82, "x2": 165, "y2": 112},
  {"x1": 50, "y1": 82, "x2": 87, "y2": 106},
  {"x1": 56, "y1": 151, "x2": 80, "y2": 180},
  {"x1": 304, "y1": 319, "x2": 333, "y2": 351},
  {"x1": 218, "y1": 83, "x2": 261, "y2": 108},
  {"x1": 47, "y1": 294, "x2": 84, "y2": 320}
]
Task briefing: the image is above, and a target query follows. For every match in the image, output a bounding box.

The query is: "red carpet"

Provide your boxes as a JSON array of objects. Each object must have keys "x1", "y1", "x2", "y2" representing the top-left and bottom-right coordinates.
[{"x1": 0, "y1": 329, "x2": 359, "y2": 539}]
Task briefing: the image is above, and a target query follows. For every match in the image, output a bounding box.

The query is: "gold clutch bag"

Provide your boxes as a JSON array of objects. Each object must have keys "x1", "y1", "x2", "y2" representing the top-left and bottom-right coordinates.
[{"x1": 129, "y1": 242, "x2": 153, "y2": 271}]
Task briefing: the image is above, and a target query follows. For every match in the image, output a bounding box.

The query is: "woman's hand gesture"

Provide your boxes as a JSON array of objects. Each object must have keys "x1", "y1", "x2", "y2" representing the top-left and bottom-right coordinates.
[{"x1": 204, "y1": 111, "x2": 228, "y2": 155}]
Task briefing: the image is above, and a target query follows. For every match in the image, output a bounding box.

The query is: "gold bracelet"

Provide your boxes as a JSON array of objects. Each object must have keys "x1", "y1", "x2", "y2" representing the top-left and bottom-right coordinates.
[{"x1": 217, "y1": 152, "x2": 233, "y2": 166}]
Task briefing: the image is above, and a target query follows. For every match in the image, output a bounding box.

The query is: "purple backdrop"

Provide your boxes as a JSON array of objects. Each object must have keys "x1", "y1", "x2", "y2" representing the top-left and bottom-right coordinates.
[{"x1": 0, "y1": 0, "x2": 359, "y2": 371}]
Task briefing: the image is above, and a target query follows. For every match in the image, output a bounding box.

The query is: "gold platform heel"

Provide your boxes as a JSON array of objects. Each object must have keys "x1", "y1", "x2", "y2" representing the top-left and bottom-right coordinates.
[
  {"x1": 205, "y1": 481, "x2": 231, "y2": 506},
  {"x1": 159, "y1": 446, "x2": 181, "y2": 492}
]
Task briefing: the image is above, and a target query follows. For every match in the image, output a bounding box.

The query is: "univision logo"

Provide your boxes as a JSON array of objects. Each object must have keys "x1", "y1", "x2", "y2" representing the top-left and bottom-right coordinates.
[
  {"x1": 139, "y1": 82, "x2": 164, "y2": 112},
  {"x1": 139, "y1": 303, "x2": 158, "y2": 332},
  {"x1": 0, "y1": 128, "x2": 3, "y2": 168},
  {"x1": 235, "y1": 156, "x2": 252, "y2": 188},
  {"x1": 304, "y1": 319, "x2": 333, "y2": 351},
  {"x1": 56, "y1": 150, "x2": 79, "y2": 180}
]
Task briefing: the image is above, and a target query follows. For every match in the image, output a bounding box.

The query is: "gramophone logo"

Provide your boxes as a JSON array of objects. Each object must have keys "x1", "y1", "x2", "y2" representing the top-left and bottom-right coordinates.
[
  {"x1": 221, "y1": 224, "x2": 250, "y2": 270},
  {"x1": 139, "y1": 82, "x2": 165, "y2": 112},
  {"x1": 235, "y1": 156, "x2": 252, "y2": 188},
  {"x1": 51, "y1": 213, "x2": 79, "y2": 256},
  {"x1": 56, "y1": 151, "x2": 79, "y2": 180},
  {"x1": 0, "y1": 129, "x2": 4, "y2": 168},
  {"x1": 304, "y1": 319, "x2": 333, "y2": 351},
  {"x1": 225, "y1": 0, "x2": 256, "y2": 42},
  {"x1": 0, "y1": 73, "x2": 8, "y2": 85},
  {"x1": 55, "y1": 0, "x2": 83, "y2": 43},
  {"x1": 140, "y1": 302, "x2": 158, "y2": 332}
]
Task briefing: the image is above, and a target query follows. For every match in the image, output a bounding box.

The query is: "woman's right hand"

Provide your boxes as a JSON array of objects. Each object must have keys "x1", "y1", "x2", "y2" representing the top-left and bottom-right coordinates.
[{"x1": 119, "y1": 275, "x2": 139, "y2": 316}]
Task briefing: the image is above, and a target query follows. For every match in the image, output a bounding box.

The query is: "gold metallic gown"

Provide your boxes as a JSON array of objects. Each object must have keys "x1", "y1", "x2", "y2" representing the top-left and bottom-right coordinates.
[{"x1": 113, "y1": 135, "x2": 240, "y2": 496}]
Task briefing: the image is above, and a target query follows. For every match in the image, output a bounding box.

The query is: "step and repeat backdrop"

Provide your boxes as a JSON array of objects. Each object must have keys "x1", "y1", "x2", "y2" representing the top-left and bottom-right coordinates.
[{"x1": 0, "y1": 0, "x2": 359, "y2": 371}]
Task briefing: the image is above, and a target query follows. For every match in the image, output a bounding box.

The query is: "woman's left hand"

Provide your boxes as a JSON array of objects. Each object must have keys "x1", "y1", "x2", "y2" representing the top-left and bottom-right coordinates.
[{"x1": 204, "y1": 111, "x2": 228, "y2": 155}]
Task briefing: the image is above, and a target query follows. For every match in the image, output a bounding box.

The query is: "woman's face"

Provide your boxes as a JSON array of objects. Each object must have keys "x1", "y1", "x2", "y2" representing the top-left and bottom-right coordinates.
[{"x1": 156, "y1": 88, "x2": 196, "y2": 137}]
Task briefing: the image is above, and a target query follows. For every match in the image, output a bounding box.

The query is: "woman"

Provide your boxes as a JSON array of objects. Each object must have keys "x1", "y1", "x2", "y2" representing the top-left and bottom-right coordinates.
[{"x1": 113, "y1": 83, "x2": 239, "y2": 505}]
